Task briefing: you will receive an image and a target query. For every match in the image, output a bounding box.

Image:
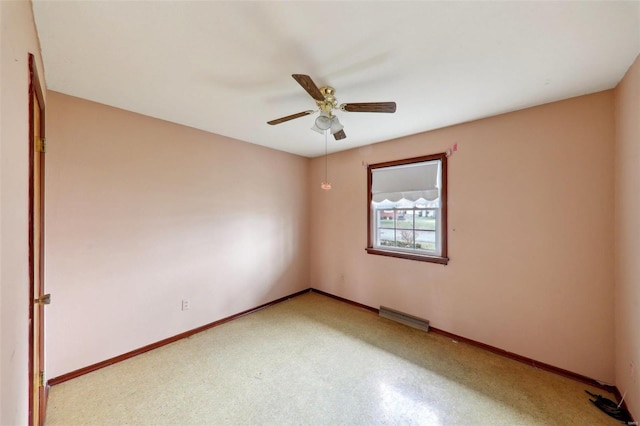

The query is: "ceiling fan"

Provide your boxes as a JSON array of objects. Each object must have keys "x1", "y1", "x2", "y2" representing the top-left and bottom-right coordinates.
[{"x1": 267, "y1": 74, "x2": 397, "y2": 140}]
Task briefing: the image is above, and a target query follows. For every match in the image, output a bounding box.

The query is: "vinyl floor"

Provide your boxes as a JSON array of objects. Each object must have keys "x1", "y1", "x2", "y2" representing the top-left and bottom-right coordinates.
[{"x1": 45, "y1": 291, "x2": 620, "y2": 425}]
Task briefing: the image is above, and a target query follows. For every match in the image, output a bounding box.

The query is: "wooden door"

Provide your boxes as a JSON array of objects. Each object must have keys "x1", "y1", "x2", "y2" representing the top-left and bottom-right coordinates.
[{"x1": 28, "y1": 53, "x2": 47, "y2": 426}]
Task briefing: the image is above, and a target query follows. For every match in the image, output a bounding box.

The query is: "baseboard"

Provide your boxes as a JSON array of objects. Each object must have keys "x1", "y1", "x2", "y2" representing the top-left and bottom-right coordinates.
[
  {"x1": 427, "y1": 326, "x2": 616, "y2": 391},
  {"x1": 310, "y1": 288, "x2": 379, "y2": 313},
  {"x1": 47, "y1": 288, "x2": 311, "y2": 386},
  {"x1": 46, "y1": 286, "x2": 634, "y2": 423},
  {"x1": 310, "y1": 288, "x2": 632, "y2": 414}
]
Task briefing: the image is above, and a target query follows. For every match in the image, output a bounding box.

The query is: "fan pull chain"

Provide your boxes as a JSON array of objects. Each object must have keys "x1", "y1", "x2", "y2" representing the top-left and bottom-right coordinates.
[{"x1": 321, "y1": 130, "x2": 331, "y2": 191}]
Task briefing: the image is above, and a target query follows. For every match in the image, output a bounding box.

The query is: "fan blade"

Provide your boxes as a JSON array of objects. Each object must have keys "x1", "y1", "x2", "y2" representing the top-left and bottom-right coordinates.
[
  {"x1": 292, "y1": 74, "x2": 324, "y2": 101},
  {"x1": 333, "y1": 129, "x2": 347, "y2": 140},
  {"x1": 267, "y1": 110, "x2": 314, "y2": 125},
  {"x1": 342, "y1": 102, "x2": 397, "y2": 113}
]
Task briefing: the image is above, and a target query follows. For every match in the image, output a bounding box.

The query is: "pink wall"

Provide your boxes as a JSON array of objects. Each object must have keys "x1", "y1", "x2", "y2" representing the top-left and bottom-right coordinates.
[
  {"x1": 0, "y1": 0, "x2": 47, "y2": 423},
  {"x1": 2, "y1": 3, "x2": 637, "y2": 418},
  {"x1": 614, "y1": 54, "x2": 640, "y2": 417},
  {"x1": 44, "y1": 92, "x2": 310, "y2": 378},
  {"x1": 310, "y1": 91, "x2": 616, "y2": 382}
]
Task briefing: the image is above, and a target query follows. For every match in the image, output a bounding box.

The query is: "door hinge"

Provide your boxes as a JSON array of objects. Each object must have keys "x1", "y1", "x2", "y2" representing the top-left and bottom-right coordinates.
[
  {"x1": 34, "y1": 293, "x2": 51, "y2": 305},
  {"x1": 38, "y1": 371, "x2": 45, "y2": 387},
  {"x1": 36, "y1": 137, "x2": 46, "y2": 153}
]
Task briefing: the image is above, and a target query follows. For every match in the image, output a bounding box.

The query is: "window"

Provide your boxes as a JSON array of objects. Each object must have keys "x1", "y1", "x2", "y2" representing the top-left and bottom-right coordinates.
[{"x1": 366, "y1": 153, "x2": 448, "y2": 264}]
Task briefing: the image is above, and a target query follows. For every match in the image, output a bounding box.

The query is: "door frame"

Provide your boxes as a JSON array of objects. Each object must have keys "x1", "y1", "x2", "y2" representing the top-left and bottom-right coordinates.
[{"x1": 28, "y1": 52, "x2": 46, "y2": 426}]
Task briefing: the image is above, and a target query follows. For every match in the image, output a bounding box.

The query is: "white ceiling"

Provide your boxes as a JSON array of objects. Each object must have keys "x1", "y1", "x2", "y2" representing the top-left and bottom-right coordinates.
[{"x1": 33, "y1": 1, "x2": 639, "y2": 158}]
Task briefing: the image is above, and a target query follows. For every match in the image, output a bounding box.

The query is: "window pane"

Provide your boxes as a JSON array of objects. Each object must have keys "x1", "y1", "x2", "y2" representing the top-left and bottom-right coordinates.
[
  {"x1": 415, "y1": 210, "x2": 436, "y2": 231},
  {"x1": 396, "y1": 210, "x2": 412, "y2": 229},
  {"x1": 377, "y1": 210, "x2": 394, "y2": 229},
  {"x1": 397, "y1": 229, "x2": 415, "y2": 248},
  {"x1": 415, "y1": 230, "x2": 436, "y2": 252},
  {"x1": 378, "y1": 228, "x2": 396, "y2": 247}
]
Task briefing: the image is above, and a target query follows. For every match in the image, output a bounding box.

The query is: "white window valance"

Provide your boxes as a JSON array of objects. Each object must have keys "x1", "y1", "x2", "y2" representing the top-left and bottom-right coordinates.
[{"x1": 371, "y1": 160, "x2": 441, "y2": 202}]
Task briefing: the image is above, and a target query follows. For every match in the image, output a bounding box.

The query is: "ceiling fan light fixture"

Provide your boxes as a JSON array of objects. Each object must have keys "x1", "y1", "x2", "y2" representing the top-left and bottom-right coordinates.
[
  {"x1": 314, "y1": 112, "x2": 332, "y2": 130},
  {"x1": 329, "y1": 116, "x2": 343, "y2": 135}
]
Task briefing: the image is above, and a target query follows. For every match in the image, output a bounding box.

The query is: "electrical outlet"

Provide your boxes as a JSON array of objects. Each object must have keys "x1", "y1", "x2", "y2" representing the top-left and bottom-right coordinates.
[{"x1": 181, "y1": 299, "x2": 190, "y2": 311}]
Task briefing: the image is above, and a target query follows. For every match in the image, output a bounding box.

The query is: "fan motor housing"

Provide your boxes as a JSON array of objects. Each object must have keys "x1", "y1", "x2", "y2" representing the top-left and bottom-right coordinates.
[{"x1": 317, "y1": 86, "x2": 338, "y2": 113}]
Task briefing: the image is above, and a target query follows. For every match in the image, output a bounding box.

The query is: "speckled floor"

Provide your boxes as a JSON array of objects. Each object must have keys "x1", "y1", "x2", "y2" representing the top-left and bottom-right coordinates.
[{"x1": 46, "y1": 291, "x2": 619, "y2": 425}]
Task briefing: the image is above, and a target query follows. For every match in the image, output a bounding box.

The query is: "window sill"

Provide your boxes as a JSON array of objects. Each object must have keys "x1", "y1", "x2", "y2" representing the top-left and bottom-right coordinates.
[{"x1": 365, "y1": 247, "x2": 449, "y2": 265}]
